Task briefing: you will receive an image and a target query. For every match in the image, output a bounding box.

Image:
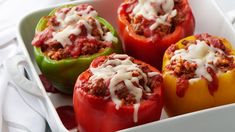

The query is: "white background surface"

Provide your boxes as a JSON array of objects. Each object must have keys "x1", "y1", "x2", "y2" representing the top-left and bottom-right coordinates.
[{"x1": 216, "y1": 0, "x2": 235, "y2": 12}]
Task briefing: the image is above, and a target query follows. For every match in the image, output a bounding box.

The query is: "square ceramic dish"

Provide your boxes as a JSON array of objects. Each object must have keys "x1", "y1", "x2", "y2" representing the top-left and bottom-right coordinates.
[{"x1": 13, "y1": 0, "x2": 235, "y2": 131}]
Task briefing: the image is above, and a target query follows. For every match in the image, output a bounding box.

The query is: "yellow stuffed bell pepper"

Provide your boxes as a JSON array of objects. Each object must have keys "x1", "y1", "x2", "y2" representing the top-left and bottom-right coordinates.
[{"x1": 162, "y1": 33, "x2": 235, "y2": 116}]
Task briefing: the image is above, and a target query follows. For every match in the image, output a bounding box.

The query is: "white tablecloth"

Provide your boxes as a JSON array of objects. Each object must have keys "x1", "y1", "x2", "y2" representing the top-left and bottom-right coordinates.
[{"x1": 0, "y1": 1, "x2": 74, "y2": 132}]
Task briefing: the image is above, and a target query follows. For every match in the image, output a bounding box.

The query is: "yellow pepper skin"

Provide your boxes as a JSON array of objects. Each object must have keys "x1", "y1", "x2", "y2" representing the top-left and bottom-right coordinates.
[{"x1": 162, "y1": 35, "x2": 235, "y2": 116}]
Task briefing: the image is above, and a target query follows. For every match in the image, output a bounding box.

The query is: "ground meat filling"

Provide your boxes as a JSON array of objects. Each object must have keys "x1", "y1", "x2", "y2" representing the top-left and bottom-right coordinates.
[
  {"x1": 123, "y1": 0, "x2": 185, "y2": 38},
  {"x1": 81, "y1": 54, "x2": 162, "y2": 105},
  {"x1": 165, "y1": 34, "x2": 235, "y2": 97},
  {"x1": 32, "y1": 4, "x2": 115, "y2": 60},
  {"x1": 82, "y1": 77, "x2": 110, "y2": 97}
]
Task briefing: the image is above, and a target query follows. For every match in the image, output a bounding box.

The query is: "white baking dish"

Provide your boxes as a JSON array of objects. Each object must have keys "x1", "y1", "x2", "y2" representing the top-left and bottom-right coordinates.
[{"x1": 8, "y1": 0, "x2": 235, "y2": 131}]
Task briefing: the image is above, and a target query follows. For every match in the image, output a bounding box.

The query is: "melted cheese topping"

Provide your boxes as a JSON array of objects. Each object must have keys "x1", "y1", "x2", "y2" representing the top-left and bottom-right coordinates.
[
  {"x1": 133, "y1": 103, "x2": 140, "y2": 123},
  {"x1": 89, "y1": 54, "x2": 158, "y2": 122},
  {"x1": 170, "y1": 40, "x2": 224, "y2": 82},
  {"x1": 131, "y1": 0, "x2": 177, "y2": 30},
  {"x1": 104, "y1": 32, "x2": 118, "y2": 43},
  {"x1": 51, "y1": 5, "x2": 117, "y2": 47}
]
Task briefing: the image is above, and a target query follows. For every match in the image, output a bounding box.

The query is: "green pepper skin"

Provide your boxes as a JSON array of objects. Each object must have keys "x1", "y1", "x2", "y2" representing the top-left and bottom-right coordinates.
[{"x1": 34, "y1": 5, "x2": 123, "y2": 94}]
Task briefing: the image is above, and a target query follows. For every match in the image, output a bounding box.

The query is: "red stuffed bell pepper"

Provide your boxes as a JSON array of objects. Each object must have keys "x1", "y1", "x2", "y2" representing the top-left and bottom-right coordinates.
[
  {"x1": 118, "y1": 0, "x2": 195, "y2": 69},
  {"x1": 73, "y1": 54, "x2": 163, "y2": 132}
]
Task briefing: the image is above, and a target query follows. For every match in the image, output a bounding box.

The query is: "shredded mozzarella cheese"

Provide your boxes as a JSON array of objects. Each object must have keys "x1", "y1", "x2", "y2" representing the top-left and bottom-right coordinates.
[
  {"x1": 89, "y1": 54, "x2": 158, "y2": 122},
  {"x1": 170, "y1": 40, "x2": 224, "y2": 82},
  {"x1": 131, "y1": 0, "x2": 177, "y2": 30},
  {"x1": 51, "y1": 5, "x2": 117, "y2": 47}
]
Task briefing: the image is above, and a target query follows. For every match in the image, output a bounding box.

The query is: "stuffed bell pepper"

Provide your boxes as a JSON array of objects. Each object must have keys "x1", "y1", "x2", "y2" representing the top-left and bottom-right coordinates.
[
  {"x1": 73, "y1": 54, "x2": 163, "y2": 132},
  {"x1": 162, "y1": 33, "x2": 235, "y2": 116},
  {"x1": 118, "y1": 0, "x2": 195, "y2": 69},
  {"x1": 32, "y1": 4, "x2": 123, "y2": 94}
]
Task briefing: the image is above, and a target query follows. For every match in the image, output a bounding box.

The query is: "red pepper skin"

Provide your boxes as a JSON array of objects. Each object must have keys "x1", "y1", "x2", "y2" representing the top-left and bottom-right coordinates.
[
  {"x1": 73, "y1": 57, "x2": 163, "y2": 132},
  {"x1": 117, "y1": 0, "x2": 195, "y2": 69}
]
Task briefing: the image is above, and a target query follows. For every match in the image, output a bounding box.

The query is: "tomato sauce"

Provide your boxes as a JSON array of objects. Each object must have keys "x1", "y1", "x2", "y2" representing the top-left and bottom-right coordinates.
[
  {"x1": 56, "y1": 106, "x2": 77, "y2": 130},
  {"x1": 176, "y1": 78, "x2": 189, "y2": 97},
  {"x1": 206, "y1": 67, "x2": 219, "y2": 96}
]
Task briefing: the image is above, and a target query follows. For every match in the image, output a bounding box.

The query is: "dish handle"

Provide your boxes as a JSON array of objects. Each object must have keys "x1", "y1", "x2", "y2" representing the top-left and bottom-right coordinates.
[{"x1": 4, "y1": 54, "x2": 69, "y2": 132}]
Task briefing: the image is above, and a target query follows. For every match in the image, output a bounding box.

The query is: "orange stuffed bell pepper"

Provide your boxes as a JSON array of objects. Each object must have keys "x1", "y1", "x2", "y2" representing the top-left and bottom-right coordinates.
[
  {"x1": 73, "y1": 54, "x2": 163, "y2": 132},
  {"x1": 162, "y1": 33, "x2": 235, "y2": 116},
  {"x1": 118, "y1": 0, "x2": 195, "y2": 69}
]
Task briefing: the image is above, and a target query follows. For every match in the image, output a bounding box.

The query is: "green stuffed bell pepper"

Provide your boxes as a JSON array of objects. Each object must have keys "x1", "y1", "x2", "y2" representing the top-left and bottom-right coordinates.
[{"x1": 32, "y1": 4, "x2": 123, "y2": 94}]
